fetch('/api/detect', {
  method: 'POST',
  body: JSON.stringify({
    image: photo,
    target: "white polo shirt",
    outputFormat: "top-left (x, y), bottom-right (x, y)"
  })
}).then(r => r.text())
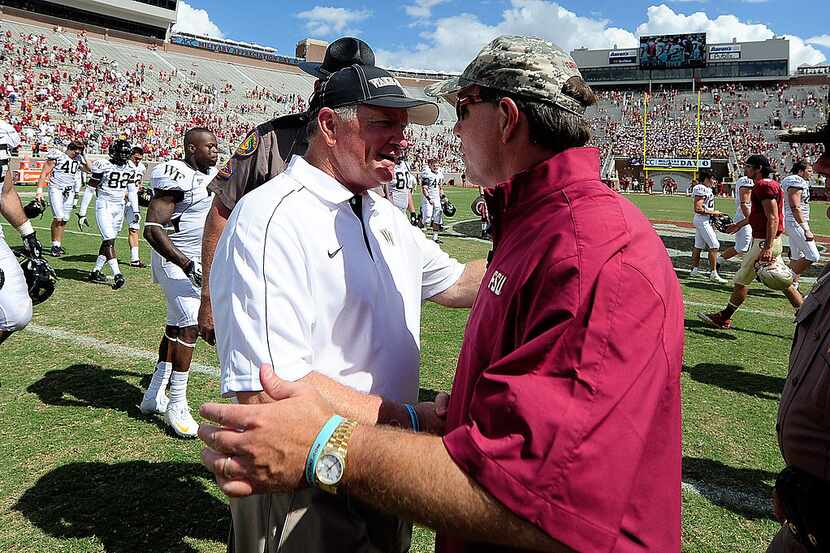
top-left (212, 155), bottom-right (464, 402)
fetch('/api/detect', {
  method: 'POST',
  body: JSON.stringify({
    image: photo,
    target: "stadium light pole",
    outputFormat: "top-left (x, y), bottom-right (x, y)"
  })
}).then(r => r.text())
top-left (695, 90), bottom-right (702, 182)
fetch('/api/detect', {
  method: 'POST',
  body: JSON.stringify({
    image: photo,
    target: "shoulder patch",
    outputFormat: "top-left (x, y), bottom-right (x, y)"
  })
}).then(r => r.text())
top-left (218, 158), bottom-right (233, 179)
top-left (235, 130), bottom-right (259, 158)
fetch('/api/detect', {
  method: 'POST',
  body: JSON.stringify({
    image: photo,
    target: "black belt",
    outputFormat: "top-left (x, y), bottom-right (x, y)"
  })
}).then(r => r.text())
top-left (776, 466), bottom-right (830, 552)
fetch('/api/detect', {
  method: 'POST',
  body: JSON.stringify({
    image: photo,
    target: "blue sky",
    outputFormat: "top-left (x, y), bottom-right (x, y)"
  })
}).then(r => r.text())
top-left (173, 0), bottom-right (830, 73)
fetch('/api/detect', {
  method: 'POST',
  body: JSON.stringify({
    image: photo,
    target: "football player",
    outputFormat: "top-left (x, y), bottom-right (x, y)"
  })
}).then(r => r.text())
top-left (139, 128), bottom-right (218, 438)
top-left (719, 173), bottom-right (754, 263)
top-left (782, 161), bottom-right (818, 287)
top-left (77, 139), bottom-right (140, 289)
top-left (689, 171), bottom-right (728, 284)
top-left (0, 119), bottom-right (42, 345)
top-left (125, 146), bottom-right (147, 267)
top-left (388, 144), bottom-right (416, 220)
top-left (420, 158), bottom-right (444, 243)
top-left (35, 140), bottom-right (88, 257)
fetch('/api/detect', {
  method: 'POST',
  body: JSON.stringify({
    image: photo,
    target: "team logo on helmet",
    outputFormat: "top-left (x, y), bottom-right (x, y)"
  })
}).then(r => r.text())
top-left (235, 130), bottom-right (259, 158)
top-left (441, 194), bottom-right (456, 217)
top-left (13, 252), bottom-right (57, 305)
top-left (755, 257), bottom-right (794, 291)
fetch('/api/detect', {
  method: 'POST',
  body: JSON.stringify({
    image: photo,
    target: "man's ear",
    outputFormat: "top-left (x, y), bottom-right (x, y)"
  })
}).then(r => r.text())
top-left (317, 108), bottom-right (339, 147)
top-left (498, 97), bottom-right (521, 145)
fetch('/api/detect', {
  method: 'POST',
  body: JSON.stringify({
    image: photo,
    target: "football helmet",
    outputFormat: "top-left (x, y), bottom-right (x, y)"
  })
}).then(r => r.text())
top-left (137, 187), bottom-right (153, 207)
top-left (108, 139), bottom-right (132, 165)
top-left (710, 214), bottom-right (734, 233)
top-left (471, 194), bottom-right (488, 218)
top-left (755, 257), bottom-right (794, 291)
top-left (18, 255), bottom-right (57, 305)
top-left (441, 194), bottom-right (456, 217)
top-left (23, 198), bottom-right (47, 219)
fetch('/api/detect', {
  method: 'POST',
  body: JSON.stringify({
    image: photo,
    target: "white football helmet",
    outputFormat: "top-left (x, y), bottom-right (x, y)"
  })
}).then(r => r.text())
top-left (755, 258), bottom-right (794, 291)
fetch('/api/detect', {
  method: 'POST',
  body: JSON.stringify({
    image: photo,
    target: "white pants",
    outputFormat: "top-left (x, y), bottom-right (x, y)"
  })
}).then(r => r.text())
top-left (96, 199), bottom-right (125, 241)
top-left (49, 185), bottom-right (75, 222)
top-left (0, 237), bottom-right (33, 332)
top-left (694, 219), bottom-right (719, 250)
top-left (151, 251), bottom-right (200, 327)
top-left (785, 222), bottom-right (820, 263)
top-left (733, 222), bottom-right (752, 253)
top-left (124, 203), bottom-right (140, 231)
top-left (420, 193), bottom-right (442, 226)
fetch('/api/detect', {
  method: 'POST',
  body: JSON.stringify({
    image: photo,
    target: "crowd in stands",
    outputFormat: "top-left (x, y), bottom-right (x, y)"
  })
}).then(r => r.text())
top-left (0, 24), bottom-right (825, 181)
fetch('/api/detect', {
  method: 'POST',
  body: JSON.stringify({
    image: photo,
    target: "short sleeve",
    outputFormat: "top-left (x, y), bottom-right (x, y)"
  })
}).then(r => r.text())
top-left (46, 149), bottom-right (61, 162)
top-left (407, 225), bottom-right (464, 300)
top-left (692, 184), bottom-right (706, 197)
top-left (150, 163), bottom-right (185, 191)
top-left (756, 181), bottom-right (778, 200)
top-left (442, 259), bottom-right (674, 552)
top-left (90, 159), bottom-right (106, 177)
top-left (208, 127), bottom-right (275, 211)
top-left (213, 197), bottom-right (315, 396)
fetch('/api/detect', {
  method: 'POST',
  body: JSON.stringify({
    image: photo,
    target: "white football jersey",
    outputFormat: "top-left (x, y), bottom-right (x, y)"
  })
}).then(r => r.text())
top-left (390, 160), bottom-right (413, 209)
top-left (733, 176), bottom-right (754, 222)
top-left (420, 167), bottom-right (441, 197)
top-left (91, 159), bottom-right (140, 204)
top-left (692, 183), bottom-right (714, 224)
top-left (129, 160), bottom-right (147, 187)
top-left (150, 160), bottom-right (218, 259)
top-left (47, 148), bottom-right (83, 189)
top-left (0, 122), bottom-right (21, 239)
top-left (781, 174), bottom-right (810, 222)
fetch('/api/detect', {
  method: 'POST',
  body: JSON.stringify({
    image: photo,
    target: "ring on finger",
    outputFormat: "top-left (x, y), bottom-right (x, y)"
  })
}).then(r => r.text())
top-left (223, 456), bottom-right (232, 479)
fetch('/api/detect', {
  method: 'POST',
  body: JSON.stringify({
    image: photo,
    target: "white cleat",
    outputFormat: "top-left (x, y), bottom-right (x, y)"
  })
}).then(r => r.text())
top-left (689, 267), bottom-right (703, 278)
top-left (139, 392), bottom-right (169, 415)
top-left (164, 402), bottom-right (199, 438)
top-left (709, 272), bottom-right (728, 284)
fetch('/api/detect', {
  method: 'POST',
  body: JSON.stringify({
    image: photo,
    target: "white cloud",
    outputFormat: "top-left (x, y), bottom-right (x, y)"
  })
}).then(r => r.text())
top-left (296, 6), bottom-right (372, 37)
top-left (405, 0), bottom-right (450, 20)
top-left (807, 35), bottom-right (830, 49)
top-left (377, 0), bottom-right (637, 73)
top-left (171, 1), bottom-right (224, 39)
top-left (636, 5), bottom-right (825, 72)
top-left (739, 0), bottom-right (769, 3)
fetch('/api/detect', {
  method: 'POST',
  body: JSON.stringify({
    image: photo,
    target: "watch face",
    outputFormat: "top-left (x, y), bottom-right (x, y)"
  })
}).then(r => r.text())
top-left (316, 453), bottom-right (344, 486)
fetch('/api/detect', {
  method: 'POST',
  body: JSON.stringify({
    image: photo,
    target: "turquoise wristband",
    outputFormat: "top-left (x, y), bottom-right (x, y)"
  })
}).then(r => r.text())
top-left (305, 415), bottom-right (344, 486)
top-left (404, 403), bottom-right (420, 433)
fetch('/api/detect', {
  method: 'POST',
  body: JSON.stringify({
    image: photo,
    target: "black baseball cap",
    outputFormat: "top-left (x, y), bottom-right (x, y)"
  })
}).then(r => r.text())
top-left (299, 37), bottom-right (375, 79)
top-left (314, 64), bottom-right (439, 126)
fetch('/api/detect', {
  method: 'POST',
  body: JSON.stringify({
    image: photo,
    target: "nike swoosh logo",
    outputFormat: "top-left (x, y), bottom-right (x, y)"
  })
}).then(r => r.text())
top-left (328, 246), bottom-right (343, 259)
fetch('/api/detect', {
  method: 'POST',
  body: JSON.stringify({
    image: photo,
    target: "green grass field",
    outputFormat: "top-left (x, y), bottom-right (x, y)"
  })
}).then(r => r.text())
top-left (0, 186), bottom-right (817, 552)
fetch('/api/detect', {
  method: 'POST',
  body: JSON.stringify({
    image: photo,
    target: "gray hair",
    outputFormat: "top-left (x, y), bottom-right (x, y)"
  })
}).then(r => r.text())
top-left (307, 105), bottom-right (359, 138)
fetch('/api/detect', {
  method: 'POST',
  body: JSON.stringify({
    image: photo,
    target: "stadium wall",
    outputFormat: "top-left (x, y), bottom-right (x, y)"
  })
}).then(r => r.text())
top-left (572, 38), bottom-right (789, 86)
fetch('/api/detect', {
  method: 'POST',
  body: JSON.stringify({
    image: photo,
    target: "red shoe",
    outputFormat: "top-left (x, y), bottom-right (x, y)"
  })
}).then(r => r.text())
top-left (697, 311), bottom-right (732, 329)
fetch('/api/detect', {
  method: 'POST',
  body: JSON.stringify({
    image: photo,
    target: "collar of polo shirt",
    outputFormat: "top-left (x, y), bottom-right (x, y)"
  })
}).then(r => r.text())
top-left (286, 155), bottom-right (362, 205)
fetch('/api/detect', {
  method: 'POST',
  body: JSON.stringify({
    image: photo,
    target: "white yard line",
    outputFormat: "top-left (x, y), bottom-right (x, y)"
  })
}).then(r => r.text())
top-left (24, 323), bottom-right (220, 377)
top-left (22, 323), bottom-right (773, 516)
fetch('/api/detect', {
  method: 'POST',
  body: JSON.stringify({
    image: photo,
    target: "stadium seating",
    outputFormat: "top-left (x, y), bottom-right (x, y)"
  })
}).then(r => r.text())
top-left (1, 15), bottom-right (826, 179)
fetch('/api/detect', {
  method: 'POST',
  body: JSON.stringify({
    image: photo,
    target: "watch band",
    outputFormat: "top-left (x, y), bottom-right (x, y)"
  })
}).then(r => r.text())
top-left (317, 418), bottom-right (358, 494)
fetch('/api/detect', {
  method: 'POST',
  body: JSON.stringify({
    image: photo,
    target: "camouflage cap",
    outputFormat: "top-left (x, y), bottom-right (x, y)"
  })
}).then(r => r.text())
top-left (424, 35), bottom-right (586, 116)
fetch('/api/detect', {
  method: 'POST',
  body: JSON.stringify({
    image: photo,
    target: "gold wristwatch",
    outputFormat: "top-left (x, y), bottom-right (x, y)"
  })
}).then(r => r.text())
top-left (314, 418), bottom-right (358, 494)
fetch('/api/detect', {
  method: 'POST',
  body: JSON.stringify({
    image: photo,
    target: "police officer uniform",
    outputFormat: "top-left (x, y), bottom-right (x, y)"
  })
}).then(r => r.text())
top-left (768, 120), bottom-right (830, 553)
